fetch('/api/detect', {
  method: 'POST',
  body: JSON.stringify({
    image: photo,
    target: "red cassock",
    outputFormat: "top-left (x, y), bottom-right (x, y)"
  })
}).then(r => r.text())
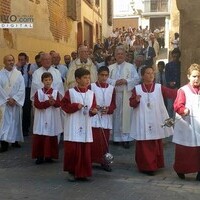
top-left (63, 141), bottom-right (92, 178)
top-left (91, 128), bottom-right (110, 164)
top-left (32, 134), bottom-right (58, 159)
top-left (173, 85), bottom-right (200, 173)
top-left (89, 82), bottom-right (116, 164)
top-left (130, 83), bottom-right (177, 172)
top-left (89, 82), bottom-right (116, 165)
top-left (135, 140), bottom-right (164, 171)
top-left (174, 145), bottom-right (200, 173)
top-left (32, 88), bottom-right (60, 159)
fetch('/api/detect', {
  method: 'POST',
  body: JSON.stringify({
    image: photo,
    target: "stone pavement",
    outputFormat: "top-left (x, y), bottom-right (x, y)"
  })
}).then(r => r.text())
top-left (0, 136), bottom-right (200, 200)
top-left (1, 49), bottom-right (199, 200)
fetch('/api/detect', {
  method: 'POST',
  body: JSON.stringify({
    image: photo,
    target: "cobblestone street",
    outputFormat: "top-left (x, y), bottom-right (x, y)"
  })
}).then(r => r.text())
top-left (1, 49), bottom-right (199, 200)
top-left (0, 136), bottom-right (200, 200)
top-left (0, 0), bottom-right (200, 199)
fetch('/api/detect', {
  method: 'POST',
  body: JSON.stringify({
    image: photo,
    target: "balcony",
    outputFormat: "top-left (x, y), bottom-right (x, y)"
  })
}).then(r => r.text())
top-left (143, 0), bottom-right (169, 13)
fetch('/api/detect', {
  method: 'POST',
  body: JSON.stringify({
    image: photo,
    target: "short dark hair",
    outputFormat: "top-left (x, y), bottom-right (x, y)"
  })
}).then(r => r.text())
top-left (41, 72), bottom-right (53, 81)
top-left (98, 66), bottom-right (109, 74)
top-left (71, 51), bottom-right (77, 55)
top-left (18, 52), bottom-right (28, 59)
top-left (75, 68), bottom-right (90, 79)
top-left (35, 54), bottom-right (40, 60)
top-left (157, 61), bottom-right (165, 67)
top-left (174, 32), bottom-right (179, 37)
top-left (105, 55), bottom-right (115, 66)
top-left (171, 48), bottom-right (181, 57)
top-left (141, 66), bottom-right (153, 76)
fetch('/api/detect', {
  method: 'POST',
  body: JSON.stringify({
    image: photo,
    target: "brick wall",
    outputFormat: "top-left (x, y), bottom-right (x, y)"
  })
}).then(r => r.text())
top-left (0, 0), bottom-right (14, 49)
top-left (47, 0), bottom-right (72, 42)
top-left (0, 0), bottom-right (76, 65)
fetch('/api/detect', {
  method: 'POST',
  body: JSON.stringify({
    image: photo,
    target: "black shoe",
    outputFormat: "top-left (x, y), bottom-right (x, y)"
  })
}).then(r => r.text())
top-left (11, 142), bottom-right (21, 148)
top-left (0, 147), bottom-right (8, 153)
top-left (123, 142), bottom-right (130, 149)
top-left (0, 141), bottom-right (9, 153)
top-left (35, 157), bottom-right (44, 165)
top-left (77, 177), bottom-right (89, 181)
top-left (196, 172), bottom-right (200, 181)
top-left (76, 177), bottom-right (92, 182)
top-left (45, 158), bottom-right (54, 163)
top-left (101, 164), bottom-right (112, 172)
top-left (177, 173), bottom-right (185, 180)
top-left (141, 171), bottom-right (155, 176)
top-left (23, 132), bottom-right (29, 136)
top-left (112, 141), bottom-right (120, 145)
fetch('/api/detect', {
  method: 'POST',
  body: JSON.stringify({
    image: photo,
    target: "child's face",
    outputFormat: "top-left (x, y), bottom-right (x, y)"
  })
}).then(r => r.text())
top-left (98, 71), bottom-right (109, 83)
top-left (42, 77), bottom-right (53, 89)
top-left (142, 68), bottom-right (155, 83)
top-left (187, 70), bottom-right (200, 87)
top-left (76, 75), bottom-right (90, 87)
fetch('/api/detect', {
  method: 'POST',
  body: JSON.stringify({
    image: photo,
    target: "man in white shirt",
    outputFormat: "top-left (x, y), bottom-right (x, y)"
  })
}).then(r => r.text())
top-left (64, 55), bottom-right (71, 69)
top-left (133, 55), bottom-right (145, 81)
top-left (16, 52), bottom-right (36, 136)
top-left (31, 53), bottom-right (64, 100)
top-left (171, 32), bottom-right (179, 49)
top-left (149, 33), bottom-right (160, 71)
top-left (51, 52), bottom-right (68, 83)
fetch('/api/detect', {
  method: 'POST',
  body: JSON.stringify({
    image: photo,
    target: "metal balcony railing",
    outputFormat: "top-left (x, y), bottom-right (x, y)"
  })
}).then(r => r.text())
top-left (143, 0), bottom-right (169, 13)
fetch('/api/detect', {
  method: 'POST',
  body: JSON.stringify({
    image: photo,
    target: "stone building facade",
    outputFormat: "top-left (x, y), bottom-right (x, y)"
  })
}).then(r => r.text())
top-left (176, 0), bottom-right (200, 84)
top-left (169, 0), bottom-right (179, 50)
top-left (113, 0), bottom-right (172, 48)
top-left (0, 0), bottom-right (113, 66)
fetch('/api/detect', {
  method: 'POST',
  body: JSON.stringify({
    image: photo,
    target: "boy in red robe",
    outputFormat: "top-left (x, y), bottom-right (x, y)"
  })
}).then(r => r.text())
top-left (89, 66), bottom-right (116, 172)
top-left (32, 72), bottom-right (63, 164)
top-left (61, 68), bottom-right (97, 182)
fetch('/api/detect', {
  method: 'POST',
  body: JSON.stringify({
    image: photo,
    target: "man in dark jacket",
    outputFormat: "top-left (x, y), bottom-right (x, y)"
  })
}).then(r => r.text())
top-left (140, 40), bottom-right (156, 67)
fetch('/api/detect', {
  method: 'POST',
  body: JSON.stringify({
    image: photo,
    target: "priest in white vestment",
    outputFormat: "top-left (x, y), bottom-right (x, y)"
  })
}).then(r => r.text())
top-left (66, 45), bottom-right (97, 89)
top-left (108, 46), bottom-right (140, 148)
top-left (0, 55), bottom-right (25, 152)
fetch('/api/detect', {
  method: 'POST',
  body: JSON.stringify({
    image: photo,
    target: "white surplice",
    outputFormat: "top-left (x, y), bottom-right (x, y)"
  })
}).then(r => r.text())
top-left (0, 68), bottom-right (25, 143)
top-left (108, 62), bottom-right (140, 142)
top-left (63, 88), bottom-right (94, 142)
top-left (33, 89), bottom-right (63, 136)
top-left (90, 83), bottom-right (114, 129)
top-left (31, 66), bottom-right (64, 143)
top-left (130, 84), bottom-right (173, 140)
top-left (31, 66), bottom-right (64, 100)
top-left (173, 85), bottom-right (200, 147)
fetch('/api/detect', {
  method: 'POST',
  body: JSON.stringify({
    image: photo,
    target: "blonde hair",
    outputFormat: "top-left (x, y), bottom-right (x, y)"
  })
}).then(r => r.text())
top-left (187, 63), bottom-right (200, 75)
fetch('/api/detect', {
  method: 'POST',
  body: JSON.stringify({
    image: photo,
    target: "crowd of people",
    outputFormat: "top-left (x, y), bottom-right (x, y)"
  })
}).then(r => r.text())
top-left (1, 26), bottom-right (200, 183)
